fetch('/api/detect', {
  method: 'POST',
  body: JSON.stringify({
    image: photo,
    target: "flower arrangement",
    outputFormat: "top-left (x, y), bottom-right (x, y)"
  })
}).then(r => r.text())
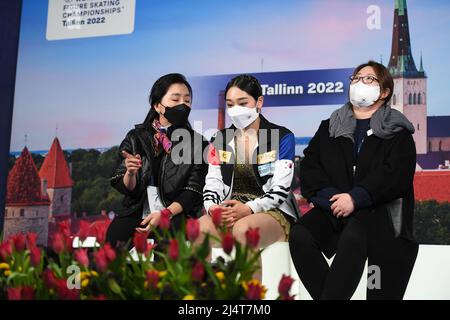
top-left (0, 208), bottom-right (295, 300)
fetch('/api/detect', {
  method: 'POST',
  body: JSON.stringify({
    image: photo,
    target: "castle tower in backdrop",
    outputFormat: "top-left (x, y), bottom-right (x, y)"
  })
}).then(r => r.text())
top-left (388, 0), bottom-right (427, 154)
top-left (39, 137), bottom-right (73, 216)
top-left (3, 147), bottom-right (50, 246)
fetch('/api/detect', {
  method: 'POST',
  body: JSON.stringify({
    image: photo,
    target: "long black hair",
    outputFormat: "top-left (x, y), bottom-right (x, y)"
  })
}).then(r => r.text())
top-left (224, 74), bottom-right (262, 101)
top-left (143, 73), bottom-right (193, 127)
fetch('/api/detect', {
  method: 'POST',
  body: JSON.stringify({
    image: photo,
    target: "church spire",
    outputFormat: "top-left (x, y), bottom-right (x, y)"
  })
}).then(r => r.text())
top-left (388, 0), bottom-right (425, 78)
top-left (395, 0), bottom-right (406, 16)
top-left (419, 51), bottom-right (424, 72)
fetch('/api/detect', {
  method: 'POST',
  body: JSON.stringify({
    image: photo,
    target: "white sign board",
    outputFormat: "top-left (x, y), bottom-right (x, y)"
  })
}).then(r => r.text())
top-left (46, 0), bottom-right (135, 40)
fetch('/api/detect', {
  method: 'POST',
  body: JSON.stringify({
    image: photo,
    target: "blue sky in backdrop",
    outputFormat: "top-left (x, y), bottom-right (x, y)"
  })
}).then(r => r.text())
top-left (10, 0), bottom-right (450, 153)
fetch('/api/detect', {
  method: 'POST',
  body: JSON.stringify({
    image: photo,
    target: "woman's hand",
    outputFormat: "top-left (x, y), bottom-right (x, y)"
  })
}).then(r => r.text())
top-left (221, 200), bottom-right (253, 227)
top-left (136, 211), bottom-right (161, 234)
top-left (121, 151), bottom-right (141, 191)
top-left (122, 150), bottom-right (142, 176)
top-left (208, 205), bottom-right (234, 227)
top-left (330, 193), bottom-right (355, 218)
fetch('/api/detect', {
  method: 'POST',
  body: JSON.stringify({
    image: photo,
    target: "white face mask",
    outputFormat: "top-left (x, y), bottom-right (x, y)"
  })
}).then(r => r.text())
top-left (349, 81), bottom-right (381, 108)
top-left (226, 105), bottom-right (259, 129)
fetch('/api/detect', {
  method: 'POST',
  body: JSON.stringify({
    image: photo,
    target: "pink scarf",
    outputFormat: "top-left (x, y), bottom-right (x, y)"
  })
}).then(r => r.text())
top-left (152, 119), bottom-right (172, 153)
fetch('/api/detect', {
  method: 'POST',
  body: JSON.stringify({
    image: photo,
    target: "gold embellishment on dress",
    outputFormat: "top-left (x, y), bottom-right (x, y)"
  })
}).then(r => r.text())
top-left (232, 141), bottom-right (290, 240)
top-left (233, 164), bottom-right (264, 196)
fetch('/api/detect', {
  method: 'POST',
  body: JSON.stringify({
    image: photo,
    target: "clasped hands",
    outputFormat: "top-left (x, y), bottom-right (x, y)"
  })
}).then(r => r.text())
top-left (329, 193), bottom-right (355, 218)
top-left (209, 200), bottom-right (253, 228)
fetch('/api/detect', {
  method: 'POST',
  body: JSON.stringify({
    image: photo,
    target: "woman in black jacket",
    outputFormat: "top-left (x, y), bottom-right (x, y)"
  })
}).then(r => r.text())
top-left (106, 73), bottom-right (208, 248)
top-left (289, 61), bottom-right (419, 300)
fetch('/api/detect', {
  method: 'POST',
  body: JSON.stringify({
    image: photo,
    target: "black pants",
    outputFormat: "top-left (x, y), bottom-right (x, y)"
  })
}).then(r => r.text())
top-left (106, 211), bottom-right (187, 249)
top-left (289, 207), bottom-right (418, 300)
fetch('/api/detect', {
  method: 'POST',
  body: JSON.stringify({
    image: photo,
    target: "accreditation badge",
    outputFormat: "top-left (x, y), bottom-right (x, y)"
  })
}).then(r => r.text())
top-left (219, 150), bottom-right (232, 163)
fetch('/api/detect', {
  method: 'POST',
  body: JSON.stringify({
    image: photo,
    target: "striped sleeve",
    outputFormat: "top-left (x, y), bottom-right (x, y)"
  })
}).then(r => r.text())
top-left (203, 143), bottom-right (225, 214)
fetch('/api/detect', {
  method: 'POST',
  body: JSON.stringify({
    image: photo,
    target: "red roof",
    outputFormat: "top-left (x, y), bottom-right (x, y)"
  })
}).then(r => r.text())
top-left (6, 147), bottom-right (50, 206)
top-left (414, 171), bottom-right (450, 203)
top-left (39, 137), bottom-right (73, 188)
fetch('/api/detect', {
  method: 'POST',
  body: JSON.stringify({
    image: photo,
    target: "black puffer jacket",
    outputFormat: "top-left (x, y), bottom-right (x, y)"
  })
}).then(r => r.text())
top-left (110, 122), bottom-right (208, 218)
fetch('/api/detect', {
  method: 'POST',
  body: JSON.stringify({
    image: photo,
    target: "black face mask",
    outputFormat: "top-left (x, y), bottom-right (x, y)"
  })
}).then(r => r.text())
top-left (162, 103), bottom-right (191, 127)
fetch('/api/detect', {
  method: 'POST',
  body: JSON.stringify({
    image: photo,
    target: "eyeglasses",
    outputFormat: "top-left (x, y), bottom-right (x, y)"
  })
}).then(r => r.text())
top-left (349, 75), bottom-right (379, 85)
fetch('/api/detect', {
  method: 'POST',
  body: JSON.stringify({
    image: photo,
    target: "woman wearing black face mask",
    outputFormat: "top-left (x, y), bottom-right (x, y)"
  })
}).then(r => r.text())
top-left (106, 73), bottom-right (208, 248)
